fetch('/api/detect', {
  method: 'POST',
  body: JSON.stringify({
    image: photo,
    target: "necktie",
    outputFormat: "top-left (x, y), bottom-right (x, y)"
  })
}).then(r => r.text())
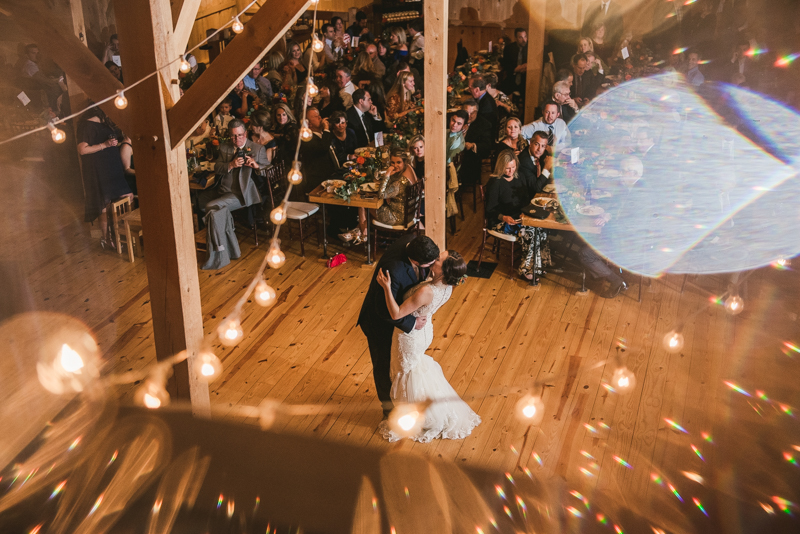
top-left (547, 125), bottom-right (554, 146)
top-left (361, 112), bottom-right (371, 142)
top-left (602, 2), bottom-right (609, 15)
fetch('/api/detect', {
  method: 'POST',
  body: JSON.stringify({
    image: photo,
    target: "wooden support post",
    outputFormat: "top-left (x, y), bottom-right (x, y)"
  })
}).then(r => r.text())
top-left (524, 0), bottom-right (547, 124)
top-left (114, 0), bottom-right (210, 416)
top-left (67, 0), bottom-right (89, 117)
top-left (423, 0), bottom-right (448, 251)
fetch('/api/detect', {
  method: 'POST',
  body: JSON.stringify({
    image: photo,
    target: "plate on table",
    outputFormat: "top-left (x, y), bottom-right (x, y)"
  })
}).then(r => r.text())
top-left (321, 179), bottom-right (346, 193)
top-left (359, 182), bottom-right (379, 192)
top-left (532, 197), bottom-right (556, 208)
top-left (343, 161), bottom-right (357, 169)
top-left (577, 205), bottom-right (605, 216)
top-left (542, 183), bottom-right (568, 194)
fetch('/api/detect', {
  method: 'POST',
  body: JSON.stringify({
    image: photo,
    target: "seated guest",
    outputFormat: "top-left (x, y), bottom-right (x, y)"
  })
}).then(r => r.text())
top-left (485, 149), bottom-right (548, 280)
top-left (270, 103), bottom-right (298, 164)
top-left (331, 16), bottom-right (351, 48)
top-left (484, 72), bottom-right (517, 139)
top-left (366, 81), bottom-right (388, 124)
top-left (578, 37), bottom-right (594, 55)
top-left (105, 60), bottom-right (122, 83)
top-left (376, 39), bottom-right (392, 72)
top-left (213, 99), bottom-right (235, 132)
top-left (345, 149), bottom-right (419, 243)
top-left (521, 101), bottom-right (571, 150)
top-left (353, 51), bottom-right (378, 78)
top-left (366, 44), bottom-right (386, 76)
top-left (552, 80), bottom-right (578, 123)
top-left (407, 20), bottom-right (425, 59)
top-left (20, 44), bottom-right (65, 112)
top-left (686, 50), bottom-right (704, 87)
top-left (386, 72), bottom-right (421, 124)
top-left (518, 130), bottom-right (551, 195)
top-left (346, 11), bottom-right (374, 43)
top-left (243, 63), bottom-right (273, 102)
top-left (284, 41), bottom-right (308, 85)
top-left (468, 75), bottom-right (499, 140)
top-left (556, 68), bottom-right (573, 87)
top-left (585, 51), bottom-right (607, 78)
top-left (329, 110), bottom-right (358, 166)
top-left (447, 110), bottom-right (468, 164)
top-left (200, 119), bottom-right (268, 270)
top-left (102, 34), bottom-right (120, 65)
top-left (347, 89), bottom-right (385, 148)
top-left (298, 106), bottom-right (335, 196)
top-left (495, 117), bottom-right (528, 158)
top-left (335, 66), bottom-right (356, 108)
top-left (590, 23), bottom-right (612, 63)
top-left (500, 28), bottom-right (528, 96)
top-left (248, 110), bottom-right (277, 162)
top-left (264, 51), bottom-right (285, 94)
top-left (186, 119), bottom-right (212, 151)
top-left (410, 135), bottom-right (425, 178)
top-left (388, 26), bottom-right (409, 63)
top-left (228, 79), bottom-right (255, 118)
top-left (322, 23), bottom-right (342, 62)
top-left (318, 79), bottom-right (346, 119)
top-left (458, 99), bottom-right (493, 187)
top-left (570, 54), bottom-right (596, 107)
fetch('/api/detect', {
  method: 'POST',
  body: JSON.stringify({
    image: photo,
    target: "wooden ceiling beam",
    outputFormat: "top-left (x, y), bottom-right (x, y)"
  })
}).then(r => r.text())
top-left (173, 0), bottom-right (203, 56)
top-left (166, 0), bottom-right (309, 149)
top-left (4, 0), bottom-right (129, 132)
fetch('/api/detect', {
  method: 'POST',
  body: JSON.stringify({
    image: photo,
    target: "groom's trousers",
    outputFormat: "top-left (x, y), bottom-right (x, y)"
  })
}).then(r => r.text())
top-left (360, 322), bottom-right (394, 414)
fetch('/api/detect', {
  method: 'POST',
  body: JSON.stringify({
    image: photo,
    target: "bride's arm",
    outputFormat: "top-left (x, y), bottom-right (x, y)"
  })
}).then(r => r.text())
top-left (377, 269), bottom-right (433, 320)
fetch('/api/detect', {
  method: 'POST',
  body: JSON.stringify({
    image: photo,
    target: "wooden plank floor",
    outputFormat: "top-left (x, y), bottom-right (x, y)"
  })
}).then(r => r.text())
top-left (5, 146), bottom-right (800, 517)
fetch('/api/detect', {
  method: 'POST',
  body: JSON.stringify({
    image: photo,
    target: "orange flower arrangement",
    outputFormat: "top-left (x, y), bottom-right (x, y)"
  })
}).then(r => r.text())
top-left (356, 156), bottom-right (366, 164)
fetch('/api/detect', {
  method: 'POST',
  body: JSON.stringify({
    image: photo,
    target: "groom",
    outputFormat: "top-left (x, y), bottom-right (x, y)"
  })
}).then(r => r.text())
top-left (358, 234), bottom-right (441, 417)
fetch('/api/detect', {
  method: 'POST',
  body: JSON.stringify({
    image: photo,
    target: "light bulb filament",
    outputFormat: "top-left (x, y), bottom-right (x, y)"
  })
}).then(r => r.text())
top-left (59, 344), bottom-right (84, 373)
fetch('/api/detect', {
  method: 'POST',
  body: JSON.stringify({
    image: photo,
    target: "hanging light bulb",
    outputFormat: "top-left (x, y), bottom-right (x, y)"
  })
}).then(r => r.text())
top-left (254, 280), bottom-right (277, 307)
top-left (300, 120), bottom-right (313, 142)
top-left (515, 393), bottom-right (545, 424)
top-left (309, 0), bottom-right (319, 4)
top-left (193, 350), bottom-right (223, 382)
top-left (267, 242), bottom-right (286, 269)
top-left (312, 35), bottom-right (324, 53)
top-left (270, 204), bottom-right (287, 225)
top-left (136, 379), bottom-right (170, 409)
top-left (114, 90), bottom-right (128, 109)
top-left (35, 316), bottom-right (100, 395)
top-left (179, 55), bottom-right (191, 73)
top-left (47, 122), bottom-right (66, 144)
top-left (663, 330), bottom-right (684, 353)
top-left (307, 79), bottom-right (319, 97)
top-left (387, 403), bottom-right (426, 437)
top-left (287, 161), bottom-right (303, 185)
top-left (611, 366), bottom-right (636, 394)
top-left (217, 317), bottom-right (244, 347)
top-left (232, 16), bottom-right (244, 34)
top-left (724, 294), bottom-right (744, 315)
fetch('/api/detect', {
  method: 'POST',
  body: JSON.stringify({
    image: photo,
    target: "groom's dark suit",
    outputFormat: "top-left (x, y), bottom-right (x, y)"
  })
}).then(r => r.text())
top-left (358, 234), bottom-right (428, 412)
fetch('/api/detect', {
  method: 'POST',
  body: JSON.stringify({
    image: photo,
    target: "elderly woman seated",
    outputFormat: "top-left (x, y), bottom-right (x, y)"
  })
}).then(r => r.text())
top-left (339, 149), bottom-right (419, 245)
top-left (484, 149), bottom-right (548, 280)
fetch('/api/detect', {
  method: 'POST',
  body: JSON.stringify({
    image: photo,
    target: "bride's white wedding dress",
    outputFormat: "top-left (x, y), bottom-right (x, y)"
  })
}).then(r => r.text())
top-left (380, 280), bottom-right (481, 442)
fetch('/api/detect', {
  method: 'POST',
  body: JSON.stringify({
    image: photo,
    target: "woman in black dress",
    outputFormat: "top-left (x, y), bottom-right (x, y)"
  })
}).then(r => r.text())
top-left (269, 103), bottom-right (298, 165)
top-left (328, 111), bottom-right (357, 166)
top-left (77, 107), bottom-right (132, 249)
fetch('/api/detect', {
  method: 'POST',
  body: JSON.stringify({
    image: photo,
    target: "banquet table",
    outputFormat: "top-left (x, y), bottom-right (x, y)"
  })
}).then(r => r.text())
top-left (520, 192), bottom-right (600, 288)
top-left (307, 185), bottom-right (384, 265)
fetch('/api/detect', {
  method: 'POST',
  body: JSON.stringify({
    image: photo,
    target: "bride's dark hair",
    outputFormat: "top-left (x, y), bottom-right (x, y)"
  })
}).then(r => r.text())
top-left (442, 250), bottom-right (467, 286)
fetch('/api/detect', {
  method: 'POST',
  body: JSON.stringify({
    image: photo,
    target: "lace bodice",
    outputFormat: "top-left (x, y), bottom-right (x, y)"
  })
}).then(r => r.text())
top-left (406, 280), bottom-right (452, 319)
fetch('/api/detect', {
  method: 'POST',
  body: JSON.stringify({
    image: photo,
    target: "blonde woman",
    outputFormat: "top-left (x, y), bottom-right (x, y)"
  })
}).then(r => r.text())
top-left (578, 37), bottom-right (594, 54)
top-left (388, 26), bottom-right (409, 62)
top-left (484, 149), bottom-right (549, 280)
top-left (352, 50), bottom-right (377, 77)
top-left (494, 117), bottom-right (528, 158)
top-left (264, 51), bottom-right (285, 94)
top-left (386, 71), bottom-right (421, 123)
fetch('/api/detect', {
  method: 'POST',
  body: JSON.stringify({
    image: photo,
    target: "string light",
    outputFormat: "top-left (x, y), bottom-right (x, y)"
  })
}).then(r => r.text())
top-left (724, 294), bottom-right (744, 315)
top-left (135, 379), bottom-right (170, 409)
top-left (266, 242), bottom-right (286, 269)
top-left (270, 204), bottom-right (287, 225)
top-left (299, 120), bottom-right (313, 141)
top-left (287, 161), bottom-right (303, 185)
top-left (179, 55), bottom-right (191, 73)
top-left (193, 350), bottom-right (223, 382)
top-left (663, 330), bottom-right (684, 353)
top-left (217, 318), bottom-right (244, 346)
top-left (612, 366), bottom-right (636, 394)
top-left (312, 35), bottom-right (324, 53)
top-left (114, 90), bottom-right (128, 110)
top-left (232, 16), bottom-right (244, 34)
top-left (307, 79), bottom-right (319, 97)
top-left (254, 280), bottom-right (277, 307)
top-left (47, 122), bottom-right (66, 144)
top-left (515, 394), bottom-right (545, 424)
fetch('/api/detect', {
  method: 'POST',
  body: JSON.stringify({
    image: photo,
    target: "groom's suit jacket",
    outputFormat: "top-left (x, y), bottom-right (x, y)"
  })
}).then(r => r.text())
top-left (358, 233), bottom-right (425, 335)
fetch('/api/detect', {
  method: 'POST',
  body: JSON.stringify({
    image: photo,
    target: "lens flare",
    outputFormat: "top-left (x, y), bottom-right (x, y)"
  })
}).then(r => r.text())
top-left (494, 485), bottom-right (506, 500)
top-left (651, 473), bottom-right (663, 485)
top-left (505, 472), bottom-right (514, 484)
top-left (509, 444), bottom-right (518, 455)
top-left (614, 525), bottom-right (624, 534)
top-left (702, 432), bottom-right (713, 443)
top-left (693, 497), bottom-right (709, 517)
top-left (597, 513), bottom-right (607, 524)
top-left (760, 502), bottom-right (775, 514)
top-left (691, 444), bottom-right (705, 461)
top-left (566, 506), bottom-right (583, 518)
top-left (612, 455), bottom-right (632, 469)
top-left (90, 494), bottom-right (104, 515)
top-left (668, 483), bottom-right (683, 502)
top-left (673, 47), bottom-right (688, 55)
top-left (504, 505), bottom-right (512, 518)
top-left (217, 494), bottom-right (223, 509)
top-left (523, 466), bottom-right (532, 478)
top-left (664, 418), bottom-right (689, 434)
top-left (599, 422), bottom-right (610, 430)
top-left (783, 342), bottom-right (800, 355)
top-left (532, 452), bottom-right (543, 466)
top-left (580, 467), bottom-right (594, 477)
top-left (783, 452), bottom-right (797, 466)
top-left (515, 495), bottom-right (527, 520)
top-left (724, 381), bottom-right (752, 397)
top-left (682, 471), bottom-right (705, 484)
top-left (772, 496), bottom-right (795, 514)
top-left (68, 437), bottom-right (81, 451)
top-left (580, 450), bottom-right (595, 460)
top-left (49, 480), bottom-right (66, 500)
top-left (775, 53), bottom-right (800, 67)
top-left (584, 423), bottom-right (597, 433)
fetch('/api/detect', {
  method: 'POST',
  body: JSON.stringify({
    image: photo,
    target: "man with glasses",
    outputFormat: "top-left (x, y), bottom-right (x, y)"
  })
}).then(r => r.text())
top-left (552, 80), bottom-right (578, 123)
top-left (199, 119), bottom-right (269, 270)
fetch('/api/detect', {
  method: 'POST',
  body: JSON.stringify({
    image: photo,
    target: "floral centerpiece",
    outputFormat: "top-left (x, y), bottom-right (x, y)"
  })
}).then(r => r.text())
top-left (447, 51), bottom-right (502, 108)
top-left (333, 147), bottom-right (389, 201)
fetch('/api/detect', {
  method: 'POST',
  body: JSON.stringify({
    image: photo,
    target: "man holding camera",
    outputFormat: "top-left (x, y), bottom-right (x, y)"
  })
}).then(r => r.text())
top-left (199, 119), bottom-right (269, 270)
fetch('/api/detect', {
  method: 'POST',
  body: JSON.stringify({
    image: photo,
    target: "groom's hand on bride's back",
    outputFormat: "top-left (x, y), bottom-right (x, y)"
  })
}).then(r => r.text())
top-left (414, 316), bottom-right (427, 329)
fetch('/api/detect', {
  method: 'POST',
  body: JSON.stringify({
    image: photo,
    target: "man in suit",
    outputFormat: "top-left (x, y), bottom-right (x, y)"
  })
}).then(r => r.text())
top-left (459, 99), bottom-right (493, 187)
top-left (582, 0), bottom-right (624, 48)
top-left (552, 80), bottom-right (578, 123)
top-left (500, 28), bottom-right (528, 96)
top-left (468, 75), bottom-right (499, 140)
top-left (298, 106), bottom-right (336, 196)
top-left (518, 130), bottom-right (551, 195)
top-left (346, 88), bottom-right (385, 148)
top-left (520, 101), bottom-right (572, 151)
top-left (200, 119), bottom-right (269, 270)
top-left (358, 234), bottom-right (441, 416)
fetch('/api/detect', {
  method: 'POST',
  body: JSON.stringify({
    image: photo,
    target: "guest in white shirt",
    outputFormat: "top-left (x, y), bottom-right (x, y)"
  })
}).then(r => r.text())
top-left (407, 20), bottom-right (425, 59)
top-left (336, 66), bottom-right (356, 109)
top-left (520, 102), bottom-right (571, 151)
top-left (686, 51), bottom-right (705, 87)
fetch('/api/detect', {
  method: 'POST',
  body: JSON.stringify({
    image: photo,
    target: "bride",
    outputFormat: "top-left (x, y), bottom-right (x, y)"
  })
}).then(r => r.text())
top-left (376, 250), bottom-right (481, 442)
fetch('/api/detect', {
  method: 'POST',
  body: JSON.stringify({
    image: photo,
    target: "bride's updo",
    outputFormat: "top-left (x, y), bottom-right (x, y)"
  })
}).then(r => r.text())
top-left (442, 250), bottom-right (468, 286)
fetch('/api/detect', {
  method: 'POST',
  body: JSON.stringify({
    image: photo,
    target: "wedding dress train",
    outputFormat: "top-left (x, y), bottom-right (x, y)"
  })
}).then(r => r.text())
top-left (380, 280), bottom-right (481, 442)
